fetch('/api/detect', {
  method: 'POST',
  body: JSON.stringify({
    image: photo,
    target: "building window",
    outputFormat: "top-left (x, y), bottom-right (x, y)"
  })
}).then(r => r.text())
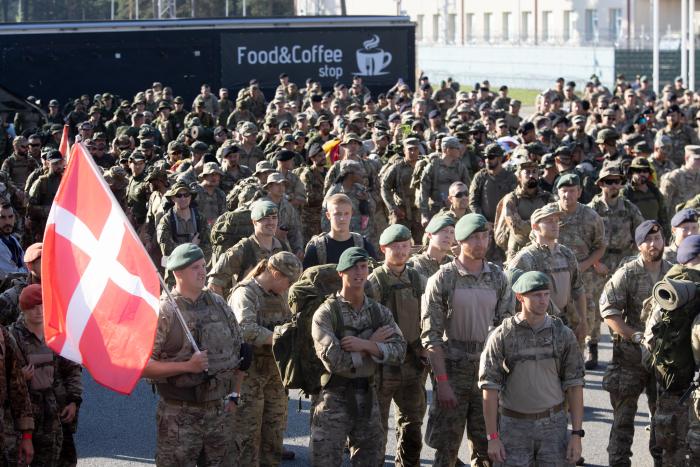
top-left (585, 9), bottom-right (598, 42)
top-left (484, 12), bottom-right (492, 42)
top-left (466, 13), bottom-right (474, 42)
top-left (609, 8), bottom-right (622, 41)
top-left (563, 10), bottom-right (573, 42)
top-left (433, 14), bottom-right (440, 42)
top-left (521, 11), bottom-right (531, 41)
top-left (416, 14), bottom-right (424, 41)
top-left (502, 12), bottom-right (511, 41)
top-left (447, 13), bottom-right (456, 44)
top-left (542, 10), bottom-right (552, 42)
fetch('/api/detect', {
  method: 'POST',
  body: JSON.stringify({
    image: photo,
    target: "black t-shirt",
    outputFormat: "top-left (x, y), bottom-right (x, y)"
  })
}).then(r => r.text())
top-left (302, 235), bottom-right (378, 269)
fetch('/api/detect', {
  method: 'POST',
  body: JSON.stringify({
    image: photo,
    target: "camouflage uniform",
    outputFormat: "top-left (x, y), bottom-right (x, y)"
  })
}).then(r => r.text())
top-left (2, 154), bottom-right (40, 194)
top-left (310, 293), bottom-right (406, 466)
top-left (298, 165), bottom-right (327, 243)
top-left (229, 278), bottom-right (291, 466)
top-left (552, 202), bottom-right (606, 345)
top-left (600, 256), bottom-right (672, 467)
top-left (28, 172), bottom-right (61, 242)
top-left (367, 265), bottom-right (427, 467)
top-left (648, 156), bottom-right (677, 181)
top-left (380, 159), bottom-right (422, 241)
top-left (125, 172), bottom-right (150, 229)
top-left (660, 166), bottom-right (700, 216)
top-left (657, 125), bottom-right (699, 166)
top-left (688, 308), bottom-right (700, 463)
top-left (496, 187), bottom-right (554, 261)
top-left (280, 169), bottom-right (306, 208)
top-left (259, 195), bottom-right (304, 254)
top-left (208, 235), bottom-right (286, 299)
top-left (220, 165), bottom-right (253, 194)
top-left (151, 289), bottom-right (242, 466)
top-left (239, 145), bottom-right (265, 170)
top-left (421, 259), bottom-right (513, 467)
top-left (8, 315), bottom-right (82, 467)
top-left (468, 169), bottom-right (517, 222)
top-left (196, 186), bottom-right (227, 228)
top-left (156, 208), bottom-right (212, 268)
top-left (508, 240), bottom-right (584, 327)
top-left (587, 194), bottom-right (645, 348)
top-left (407, 252), bottom-right (452, 281)
top-left (478, 314), bottom-right (585, 466)
top-left (418, 157), bottom-right (472, 219)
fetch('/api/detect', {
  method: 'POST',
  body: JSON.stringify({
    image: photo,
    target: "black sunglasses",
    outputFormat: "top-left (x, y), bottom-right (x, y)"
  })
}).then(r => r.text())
top-left (602, 178), bottom-right (622, 185)
top-left (174, 192), bottom-right (191, 199)
top-left (453, 191), bottom-right (468, 198)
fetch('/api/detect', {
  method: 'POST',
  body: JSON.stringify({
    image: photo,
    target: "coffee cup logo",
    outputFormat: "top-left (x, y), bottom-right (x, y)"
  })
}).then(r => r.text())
top-left (355, 35), bottom-right (392, 76)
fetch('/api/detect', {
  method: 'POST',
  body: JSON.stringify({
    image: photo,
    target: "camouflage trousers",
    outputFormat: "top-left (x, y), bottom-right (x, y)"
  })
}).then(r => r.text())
top-left (496, 409), bottom-right (569, 467)
top-left (582, 270), bottom-right (601, 345)
top-left (425, 358), bottom-right (490, 467)
top-left (310, 385), bottom-right (383, 466)
top-left (155, 398), bottom-right (234, 467)
top-left (234, 354), bottom-right (288, 467)
top-left (302, 206), bottom-right (322, 245)
top-left (687, 394), bottom-right (700, 462)
top-left (370, 205), bottom-right (389, 250)
top-left (5, 395), bottom-right (63, 467)
top-left (655, 389), bottom-right (692, 466)
top-left (376, 363), bottom-right (428, 466)
top-left (602, 341), bottom-right (658, 467)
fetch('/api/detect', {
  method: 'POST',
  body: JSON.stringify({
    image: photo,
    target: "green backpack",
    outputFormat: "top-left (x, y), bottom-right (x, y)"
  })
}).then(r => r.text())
top-left (272, 264), bottom-right (344, 395)
top-left (650, 272), bottom-right (700, 392)
top-left (210, 208), bottom-right (254, 264)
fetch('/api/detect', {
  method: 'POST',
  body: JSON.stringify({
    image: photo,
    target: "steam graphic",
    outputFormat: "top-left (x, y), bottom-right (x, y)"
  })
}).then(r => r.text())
top-left (355, 35), bottom-right (392, 76)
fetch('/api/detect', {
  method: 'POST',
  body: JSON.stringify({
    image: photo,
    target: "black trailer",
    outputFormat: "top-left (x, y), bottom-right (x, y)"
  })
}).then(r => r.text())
top-left (0, 16), bottom-right (415, 104)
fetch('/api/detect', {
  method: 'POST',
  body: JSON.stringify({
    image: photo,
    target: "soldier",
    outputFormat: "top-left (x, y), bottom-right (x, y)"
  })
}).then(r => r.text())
top-left (508, 204), bottom-right (587, 336)
top-left (0, 202), bottom-right (27, 281)
top-left (648, 134), bottom-right (677, 180)
top-left (196, 162), bottom-right (227, 228)
top-left (298, 143), bottom-right (327, 243)
top-left (600, 220), bottom-right (672, 467)
top-left (259, 172), bottom-right (304, 257)
top-left (238, 122), bottom-right (265, 169)
top-left (660, 145), bottom-right (700, 217)
top-left (229, 251), bottom-right (302, 465)
top-left (142, 243), bottom-right (244, 466)
top-left (687, 237), bottom-right (700, 462)
top-left (28, 151), bottom-right (64, 242)
top-left (0, 243), bottom-right (41, 326)
top-left (434, 181), bottom-right (470, 222)
top-left (408, 214), bottom-right (455, 280)
top-left (494, 159), bottom-right (554, 261)
top-left (381, 137), bottom-right (423, 241)
top-left (8, 285), bottom-right (82, 467)
top-left (421, 213), bottom-right (513, 467)
top-left (586, 165), bottom-right (645, 368)
top-left (549, 174), bottom-right (606, 348)
top-left (141, 170), bottom-right (170, 265)
top-left (310, 247), bottom-right (406, 466)
top-left (218, 144), bottom-right (253, 193)
top-left (208, 200), bottom-right (287, 298)
top-left (622, 157), bottom-right (669, 235)
top-left (124, 151), bottom-right (150, 230)
top-left (479, 271), bottom-right (585, 466)
top-left (323, 160), bottom-right (373, 240)
top-left (664, 208), bottom-right (699, 263)
top-left (366, 224), bottom-right (427, 467)
top-left (303, 193), bottom-right (376, 269)
top-left (274, 149), bottom-right (305, 209)
top-left (656, 103), bottom-right (699, 166)
top-left (418, 136), bottom-right (472, 224)
top-left (3, 136), bottom-right (40, 192)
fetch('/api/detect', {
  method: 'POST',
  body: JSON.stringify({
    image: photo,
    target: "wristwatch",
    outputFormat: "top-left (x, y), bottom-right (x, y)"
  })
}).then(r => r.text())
top-left (631, 332), bottom-right (644, 345)
top-left (571, 429), bottom-right (585, 438)
top-left (226, 392), bottom-right (240, 405)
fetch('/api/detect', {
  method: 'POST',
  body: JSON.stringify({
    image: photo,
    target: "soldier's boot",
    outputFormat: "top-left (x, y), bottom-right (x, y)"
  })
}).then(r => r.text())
top-left (584, 343), bottom-right (598, 370)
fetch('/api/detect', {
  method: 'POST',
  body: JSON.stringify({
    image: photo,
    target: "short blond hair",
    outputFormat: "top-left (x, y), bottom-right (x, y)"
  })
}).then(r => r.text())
top-left (326, 193), bottom-right (353, 209)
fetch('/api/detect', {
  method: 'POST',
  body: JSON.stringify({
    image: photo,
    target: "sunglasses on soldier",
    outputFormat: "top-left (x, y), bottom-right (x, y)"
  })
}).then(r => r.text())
top-left (453, 191), bottom-right (468, 198)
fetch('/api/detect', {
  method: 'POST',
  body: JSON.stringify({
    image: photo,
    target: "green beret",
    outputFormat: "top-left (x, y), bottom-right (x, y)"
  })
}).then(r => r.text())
top-left (555, 173), bottom-right (581, 189)
top-left (512, 271), bottom-right (551, 294)
top-left (166, 243), bottom-right (204, 271)
top-left (250, 200), bottom-right (278, 221)
top-left (425, 214), bottom-right (456, 234)
top-left (455, 213), bottom-right (488, 241)
top-left (336, 247), bottom-right (370, 272)
top-left (379, 224), bottom-right (412, 246)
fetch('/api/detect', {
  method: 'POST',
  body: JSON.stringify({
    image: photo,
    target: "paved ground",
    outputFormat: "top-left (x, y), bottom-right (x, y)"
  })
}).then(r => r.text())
top-left (76, 327), bottom-right (656, 466)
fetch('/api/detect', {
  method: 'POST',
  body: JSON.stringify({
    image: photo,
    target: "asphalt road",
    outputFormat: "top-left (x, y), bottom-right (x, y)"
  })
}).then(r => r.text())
top-left (76, 327), bottom-right (656, 466)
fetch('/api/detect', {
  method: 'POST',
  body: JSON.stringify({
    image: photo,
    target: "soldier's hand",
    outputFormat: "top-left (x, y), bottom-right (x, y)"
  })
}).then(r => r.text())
top-left (18, 437), bottom-right (33, 466)
top-left (574, 321), bottom-right (588, 343)
top-left (487, 438), bottom-right (507, 464)
top-left (369, 325), bottom-right (394, 343)
top-left (21, 364), bottom-right (34, 382)
top-left (592, 261), bottom-right (609, 275)
top-left (340, 336), bottom-right (370, 353)
top-left (566, 434), bottom-right (582, 464)
top-left (60, 402), bottom-right (77, 423)
top-left (189, 351), bottom-right (209, 373)
top-left (224, 400), bottom-right (238, 413)
top-left (435, 380), bottom-right (458, 409)
top-left (421, 214), bottom-right (430, 227)
top-left (192, 233), bottom-right (200, 246)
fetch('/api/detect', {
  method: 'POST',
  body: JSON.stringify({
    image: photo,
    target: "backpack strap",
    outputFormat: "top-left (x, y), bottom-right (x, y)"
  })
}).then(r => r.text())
top-left (351, 232), bottom-right (364, 249)
top-left (240, 237), bottom-right (258, 278)
top-left (440, 264), bottom-right (457, 321)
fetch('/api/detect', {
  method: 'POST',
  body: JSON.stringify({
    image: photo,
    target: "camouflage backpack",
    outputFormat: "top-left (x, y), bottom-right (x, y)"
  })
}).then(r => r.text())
top-left (210, 208), bottom-right (254, 264)
top-left (226, 176), bottom-right (263, 211)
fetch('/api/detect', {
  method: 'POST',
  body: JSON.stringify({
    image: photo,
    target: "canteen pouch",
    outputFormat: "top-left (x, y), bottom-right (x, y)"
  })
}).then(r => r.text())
top-left (28, 352), bottom-right (54, 391)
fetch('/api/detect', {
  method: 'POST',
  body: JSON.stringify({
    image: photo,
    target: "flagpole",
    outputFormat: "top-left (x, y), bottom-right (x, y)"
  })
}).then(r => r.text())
top-left (157, 274), bottom-right (201, 354)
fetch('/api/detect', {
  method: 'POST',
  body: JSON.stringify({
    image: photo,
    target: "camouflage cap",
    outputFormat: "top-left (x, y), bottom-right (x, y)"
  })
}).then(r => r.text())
top-left (484, 143), bottom-right (504, 158)
top-left (455, 213), bottom-right (488, 241)
top-left (425, 214), bottom-right (456, 234)
top-left (268, 251), bottom-right (303, 282)
top-left (264, 172), bottom-right (287, 186)
top-left (250, 200), bottom-right (279, 221)
top-left (629, 156), bottom-right (652, 170)
top-left (595, 128), bottom-right (620, 144)
top-left (48, 99), bottom-right (59, 107)
top-left (145, 169), bottom-right (170, 185)
top-left (596, 165), bottom-right (625, 183)
top-left (240, 122), bottom-right (258, 135)
top-left (571, 115), bottom-right (586, 125)
top-left (24, 243), bottom-right (42, 264)
top-left (655, 134), bottom-right (673, 148)
top-left (49, 124), bottom-right (63, 135)
top-left (199, 162), bottom-right (224, 179)
top-left (340, 133), bottom-right (362, 145)
top-left (336, 247), bottom-right (370, 272)
top-left (173, 96), bottom-right (184, 104)
top-left (555, 173), bottom-right (580, 189)
top-left (164, 181), bottom-right (196, 199)
top-left (166, 243), bottom-right (205, 271)
top-left (441, 136), bottom-right (461, 149)
top-left (157, 100), bottom-right (172, 110)
top-left (530, 204), bottom-right (562, 224)
top-left (512, 271), bottom-right (551, 294)
top-left (191, 141), bottom-right (208, 152)
top-left (403, 137), bottom-right (421, 147)
top-left (379, 224), bottom-right (413, 246)
top-left (254, 160), bottom-right (275, 175)
top-left (540, 153), bottom-right (556, 168)
top-left (128, 151), bottom-right (146, 162)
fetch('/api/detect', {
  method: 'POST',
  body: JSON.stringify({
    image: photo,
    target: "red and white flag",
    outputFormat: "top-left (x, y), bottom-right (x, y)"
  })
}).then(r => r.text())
top-left (58, 124), bottom-right (71, 158)
top-left (43, 143), bottom-right (160, 394)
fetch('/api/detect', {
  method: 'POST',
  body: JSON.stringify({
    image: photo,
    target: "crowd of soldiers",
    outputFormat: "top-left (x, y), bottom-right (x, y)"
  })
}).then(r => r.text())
top-left (2, 71), bottom-right (700, 466)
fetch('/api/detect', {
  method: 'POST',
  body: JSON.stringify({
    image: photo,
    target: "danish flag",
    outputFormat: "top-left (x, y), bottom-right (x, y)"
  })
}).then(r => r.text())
top-left (43, 143), bottom-right (160, 394)
top-left (58, 124), bottom-right (70, 158)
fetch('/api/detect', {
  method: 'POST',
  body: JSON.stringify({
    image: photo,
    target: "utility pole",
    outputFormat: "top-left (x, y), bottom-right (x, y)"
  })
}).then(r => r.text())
top-left (683, 0), bottom-right (688, 85)
top-left (652, 0), bottom-right (659, 96)
top-left (690, 0), bottom-right (696, 90)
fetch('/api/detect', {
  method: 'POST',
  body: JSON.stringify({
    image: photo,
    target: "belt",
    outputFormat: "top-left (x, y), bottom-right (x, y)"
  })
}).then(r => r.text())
top-left (163, 398), bottom-right (223, 408)
top-left (607, 248), bottom-right (624, 255)
top-left (500, 402), bottom-right (565, 420)
top-left (324, 376), bottom-right (370, 391)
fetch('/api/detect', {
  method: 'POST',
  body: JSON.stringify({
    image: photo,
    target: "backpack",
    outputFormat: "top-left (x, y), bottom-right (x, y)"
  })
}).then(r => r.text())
top-left (272, 264), bottom-right (381, 395)
top-left (649, 274), bottom-right (700, 392)
top-left (210, 208), bottom-right (254, 264)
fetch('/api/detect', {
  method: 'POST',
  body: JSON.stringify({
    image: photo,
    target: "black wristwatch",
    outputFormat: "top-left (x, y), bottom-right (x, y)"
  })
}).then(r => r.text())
top-left (571, 429), bottom-right (585, 438)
